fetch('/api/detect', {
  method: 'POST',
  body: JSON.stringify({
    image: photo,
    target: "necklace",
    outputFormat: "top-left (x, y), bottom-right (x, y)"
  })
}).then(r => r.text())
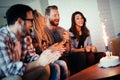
top-left (78, 31), bottom-right (82, 36)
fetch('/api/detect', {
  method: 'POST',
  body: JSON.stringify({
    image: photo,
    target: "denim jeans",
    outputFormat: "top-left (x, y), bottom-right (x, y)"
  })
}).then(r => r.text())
top-left (23, 66), bottom-right (49, 80)
top-left (49, 60), bottom-right (68, 80)
top-left (1, 75), bottom-right (23, 80)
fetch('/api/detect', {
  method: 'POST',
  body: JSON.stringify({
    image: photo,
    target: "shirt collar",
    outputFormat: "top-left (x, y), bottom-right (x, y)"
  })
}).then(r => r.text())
top-left (6, 25), bottom-right (18, 42)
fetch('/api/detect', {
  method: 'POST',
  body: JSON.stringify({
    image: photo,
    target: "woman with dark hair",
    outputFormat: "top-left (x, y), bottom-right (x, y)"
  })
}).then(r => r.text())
top-left (69, 11), bottom-right (97, 52)
top-left (69, 11), bottom-right (97, 75)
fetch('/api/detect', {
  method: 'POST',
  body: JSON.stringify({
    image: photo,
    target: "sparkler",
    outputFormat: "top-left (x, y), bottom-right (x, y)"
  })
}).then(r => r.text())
top-left (101, 22), bottom-right (111, 57)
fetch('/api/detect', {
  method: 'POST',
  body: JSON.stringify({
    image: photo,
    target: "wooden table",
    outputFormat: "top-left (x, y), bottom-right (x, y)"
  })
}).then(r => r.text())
top-left (67, 63), bottom-right (120, 80)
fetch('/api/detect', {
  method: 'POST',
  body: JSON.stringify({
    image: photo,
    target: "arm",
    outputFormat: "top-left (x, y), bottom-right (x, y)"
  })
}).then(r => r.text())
top-left (25, 42), bottom-right (66, 71)
top-left (0, 36), bottom-right (25, 76)
top-left (84, 35), bottom-right (92, 47)
top-left (84, 35), bottom-right (97, 52)
top-left (62, 31), bottom-right (71, 53)
top-left (71, 48), bottom-right (85, 53)
top-left (57, 27), bottom-right (71, 53)
top-left (64, 41), bottom-right (70, 53)
top-left (70, 32), bottom-right (85, 53)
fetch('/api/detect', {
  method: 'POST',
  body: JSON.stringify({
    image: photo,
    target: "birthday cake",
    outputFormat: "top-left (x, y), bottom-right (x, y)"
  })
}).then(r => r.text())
top-left (99, 56), bottom-right (120, 68)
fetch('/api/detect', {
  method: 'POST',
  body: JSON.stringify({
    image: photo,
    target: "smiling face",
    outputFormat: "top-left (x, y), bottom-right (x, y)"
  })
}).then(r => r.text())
top-left (18, 11), bottom-right (34, 36)
top-left (75, 14), bottom-right (84, 27)
top-left (49, 9), bottom-right (60, 26)
top-left (74, 14), bottom-right (85, 32)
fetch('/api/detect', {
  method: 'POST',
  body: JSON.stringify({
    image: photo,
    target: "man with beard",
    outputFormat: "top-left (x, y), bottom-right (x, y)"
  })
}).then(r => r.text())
top-left (0, 4), bottom-right (66, 80)
top-left (44, 5), bottom-right (70, 80)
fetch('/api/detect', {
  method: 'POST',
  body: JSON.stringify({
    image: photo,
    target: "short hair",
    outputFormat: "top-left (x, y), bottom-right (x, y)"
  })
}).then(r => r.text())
top-left (6, 4), bottom-right (33, 25)
top-left (45, 5), bottom-right (58, 15)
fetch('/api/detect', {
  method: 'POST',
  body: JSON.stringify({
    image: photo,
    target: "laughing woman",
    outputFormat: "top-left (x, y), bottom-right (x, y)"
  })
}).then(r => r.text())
top-left (69, 11), bottom-right (97, 53)
top-left (69, 11), bottom-right (97, 75)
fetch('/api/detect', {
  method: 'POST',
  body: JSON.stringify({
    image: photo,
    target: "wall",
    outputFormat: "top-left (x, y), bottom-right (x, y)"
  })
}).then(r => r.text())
top-left (110, 0), bottom-right (120, 38)
top-left (0, 0), bottom-right (43, 27)
top-left (40, 0), bottom-right (49, 15)
top-left (27, 0), bottom-right (42, 13)
top-left (0, 17), bottom-right (7, 27)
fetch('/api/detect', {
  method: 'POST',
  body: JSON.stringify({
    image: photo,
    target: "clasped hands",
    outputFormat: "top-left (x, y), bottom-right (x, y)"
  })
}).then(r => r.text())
top-left (84, 46), bottom-right (97, 52)
top-left (38, 42), bottom-right (66, 66)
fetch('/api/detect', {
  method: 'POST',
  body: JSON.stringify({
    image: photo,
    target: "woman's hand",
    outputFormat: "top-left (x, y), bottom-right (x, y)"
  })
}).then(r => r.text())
top-left (48, 42), bottom-right (66, 55)
top-left (85, 46), bottom-right (91, 52)
top-left (85, 46), bottom-right (97, 52)
top-left (38, 42), bottom-right (66, 66)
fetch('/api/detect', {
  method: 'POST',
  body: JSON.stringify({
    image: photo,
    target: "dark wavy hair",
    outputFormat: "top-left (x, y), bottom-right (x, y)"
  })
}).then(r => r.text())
top-left (69, 11), bottom-right (89, 38)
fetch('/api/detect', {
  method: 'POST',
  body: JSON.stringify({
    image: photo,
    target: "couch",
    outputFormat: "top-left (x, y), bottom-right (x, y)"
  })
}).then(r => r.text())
top-left (109, 37), bottom-right (120, 57)
top-left (68, 52), bottom-right (106, 75)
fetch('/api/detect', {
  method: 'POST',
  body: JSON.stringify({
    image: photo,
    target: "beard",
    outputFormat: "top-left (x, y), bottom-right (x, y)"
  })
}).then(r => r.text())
top-left (19, 26), bottom-right (26, 37)
top-left (19, 22), bottom-right (29, 37)
top-left (49, 19), bottom-right (59, 26)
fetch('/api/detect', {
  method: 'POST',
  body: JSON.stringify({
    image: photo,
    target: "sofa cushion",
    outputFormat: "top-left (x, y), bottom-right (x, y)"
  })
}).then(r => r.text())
top-left (109, 38), bottom-right (120, 57)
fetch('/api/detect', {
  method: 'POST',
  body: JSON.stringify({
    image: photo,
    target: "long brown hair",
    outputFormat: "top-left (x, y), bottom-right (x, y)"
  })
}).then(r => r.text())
top-left (33, 10), bottom-right (49, 48)
top-left (69, 11), bottom-right (89, 38)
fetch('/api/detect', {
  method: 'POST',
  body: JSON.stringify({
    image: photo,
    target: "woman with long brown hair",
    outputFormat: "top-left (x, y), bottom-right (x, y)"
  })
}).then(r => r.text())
top-left (69, 11), bottom-right (97, 52)
top-left (69, 11), bottom-right (97, 75)
top-left (32, 10), bottom-right (68, 80)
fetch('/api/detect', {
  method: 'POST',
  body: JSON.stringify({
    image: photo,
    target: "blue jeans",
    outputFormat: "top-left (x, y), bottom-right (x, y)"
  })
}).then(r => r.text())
top-left (1, 75), bottom-right (22, 80)
top-left (49, 60), bottom-right (68, 80)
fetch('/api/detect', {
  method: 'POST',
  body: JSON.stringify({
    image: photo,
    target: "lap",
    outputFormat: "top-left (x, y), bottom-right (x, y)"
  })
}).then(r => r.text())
top-left (23, 66), bottom-right (49, 80)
